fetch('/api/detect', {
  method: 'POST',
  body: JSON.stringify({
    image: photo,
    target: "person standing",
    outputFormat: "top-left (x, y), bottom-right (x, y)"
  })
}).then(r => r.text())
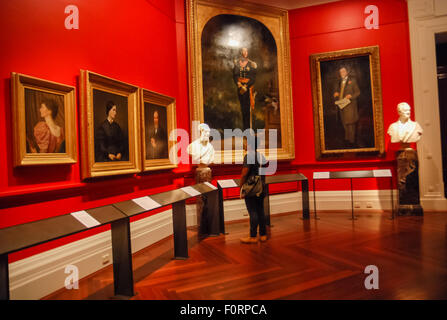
top-left (239, 136), bottom-right (267, 244)
top-left (233, 47), bottom-right (257, 131)
top-left (333, 67), bottom-right (361, 147)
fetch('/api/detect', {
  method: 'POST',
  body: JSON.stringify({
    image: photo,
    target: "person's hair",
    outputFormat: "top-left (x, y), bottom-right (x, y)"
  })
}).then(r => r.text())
top-left (242, 133), bottom-right (256, 151)
top-left (339, 66), bottom-right (349, 73)
top-left (41, 98), bottom-right (59, 119)
top-left (106, 101), bottom-right (116, 116)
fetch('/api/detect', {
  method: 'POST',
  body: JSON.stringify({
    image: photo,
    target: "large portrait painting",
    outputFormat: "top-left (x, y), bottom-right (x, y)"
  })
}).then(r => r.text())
top-left (310, 46), bottom-right (385, 159)
top-left (140, 88), bottom-right (177, 171)
top-left (187, 0), bottom-right (295, 163)
top-left (11, 73), bottom-right (77, 167)
top-left (80, 70), bottom-right (141, 179)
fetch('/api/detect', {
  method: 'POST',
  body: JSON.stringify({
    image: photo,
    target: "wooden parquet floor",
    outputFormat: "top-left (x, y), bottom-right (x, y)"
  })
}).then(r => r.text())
top-left (43, 211), bottom-right (447, 300)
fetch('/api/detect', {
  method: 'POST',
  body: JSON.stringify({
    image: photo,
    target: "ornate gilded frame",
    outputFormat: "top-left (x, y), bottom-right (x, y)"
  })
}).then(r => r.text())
top-left (11, 72), bottom-right (77, 167)
top-left (140, 88), bottom-right (177, 171)
top-left (310, 46), bottom-right (385, 159)
top-left (80, 70), bottom-right (141, 179)
top-left (186, 0), bottom-right (295, 163)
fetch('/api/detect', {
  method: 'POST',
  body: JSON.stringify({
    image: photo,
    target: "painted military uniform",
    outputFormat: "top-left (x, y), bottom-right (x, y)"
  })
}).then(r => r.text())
top-left (233, 58), bottom-right (257, 130)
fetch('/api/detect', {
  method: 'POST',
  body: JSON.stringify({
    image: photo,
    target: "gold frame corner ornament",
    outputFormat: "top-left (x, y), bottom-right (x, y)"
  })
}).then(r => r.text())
top-left (186, 0), bottom-right (295, 164)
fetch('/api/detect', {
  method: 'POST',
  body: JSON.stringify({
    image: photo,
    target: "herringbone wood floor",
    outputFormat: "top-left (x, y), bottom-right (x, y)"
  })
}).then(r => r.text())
top-left (44, 211), bottom-right (447, 300)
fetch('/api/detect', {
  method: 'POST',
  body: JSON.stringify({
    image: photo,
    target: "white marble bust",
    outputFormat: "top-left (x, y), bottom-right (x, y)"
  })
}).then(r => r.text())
top-left (387, 102), bottom-right (423, 144)
top-left (187, 123), bottom-right (215, 166)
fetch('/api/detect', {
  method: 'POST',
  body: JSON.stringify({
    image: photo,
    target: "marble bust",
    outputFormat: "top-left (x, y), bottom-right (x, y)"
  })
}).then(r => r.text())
top-left (187, 123), bottom-right (216, 237)
top-left (387, 102), bottom-right (423, 144)
top-left (187, 123), bottom-right (215, 166)
top-left (387, 102), bottom-right (424, 216)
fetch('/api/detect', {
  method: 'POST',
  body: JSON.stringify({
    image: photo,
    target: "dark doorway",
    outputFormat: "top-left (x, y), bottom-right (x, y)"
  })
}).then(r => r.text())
top-left (435, 33), bottom-right (447, 198)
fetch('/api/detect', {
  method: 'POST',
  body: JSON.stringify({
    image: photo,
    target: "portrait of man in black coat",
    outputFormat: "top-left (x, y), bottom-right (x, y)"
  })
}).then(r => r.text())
top-left (146, 109), bottom-right (168, 159)
top-left (315, 51), bottom-right (378, 156)
top-left (333, 66), bottom-right (361, 147)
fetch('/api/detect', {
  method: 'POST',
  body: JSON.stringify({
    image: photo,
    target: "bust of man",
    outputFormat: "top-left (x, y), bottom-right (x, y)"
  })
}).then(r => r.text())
top-left (387, 102), bottom-right (423, 144)
top-left (187, 123), bottom-right (215, 166)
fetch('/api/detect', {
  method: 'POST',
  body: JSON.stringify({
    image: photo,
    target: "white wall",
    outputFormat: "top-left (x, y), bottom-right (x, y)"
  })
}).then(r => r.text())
top-left (407, 0), bottom-right (447, 210)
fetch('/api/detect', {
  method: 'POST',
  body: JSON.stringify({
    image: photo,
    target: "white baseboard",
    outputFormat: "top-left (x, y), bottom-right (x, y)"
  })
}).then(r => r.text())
top-left (9, 188), bottom-right (435, 300)
top-left (420, 196), bottom-right (447, 211)
top-left (217, 189), bottom-right (399, 217)
top-left (310, 189), bottom-right (397, 212)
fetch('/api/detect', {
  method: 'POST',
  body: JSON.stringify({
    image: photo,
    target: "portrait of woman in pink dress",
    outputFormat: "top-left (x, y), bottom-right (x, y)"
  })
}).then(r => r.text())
top-left (27, 98), bottom-right (65, 153)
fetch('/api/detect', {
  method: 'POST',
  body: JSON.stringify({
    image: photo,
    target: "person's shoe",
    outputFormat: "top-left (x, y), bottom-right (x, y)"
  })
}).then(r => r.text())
top-left (259, 235), bottom-right (268, 242)
top-left (240, 236), bottom-right (258, 244)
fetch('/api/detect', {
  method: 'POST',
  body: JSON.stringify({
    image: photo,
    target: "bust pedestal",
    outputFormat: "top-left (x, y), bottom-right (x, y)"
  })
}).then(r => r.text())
top-left (195, 165), bottom-right (213, 238)
top-left (396, 145), bottom-right (423, 216)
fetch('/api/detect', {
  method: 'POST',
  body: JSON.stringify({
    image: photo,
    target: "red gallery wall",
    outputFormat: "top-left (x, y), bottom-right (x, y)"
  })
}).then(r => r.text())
top-left (289, 0), bottom-right (413, 190)
top-left (0, 0), bottom-right (190, 262)
top-left (0, 0), bottom-right (413, 263)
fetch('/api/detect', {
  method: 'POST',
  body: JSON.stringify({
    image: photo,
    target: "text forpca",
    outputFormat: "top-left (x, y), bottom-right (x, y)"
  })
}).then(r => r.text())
top-left (179, 304), bottom-right (267, 317)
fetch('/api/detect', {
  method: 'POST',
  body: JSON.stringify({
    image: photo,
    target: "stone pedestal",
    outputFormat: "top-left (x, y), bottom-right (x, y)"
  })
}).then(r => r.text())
top-left (396, 148), bottom-right (423, 216)
top-left (195, 166), bottom-right (212, 238)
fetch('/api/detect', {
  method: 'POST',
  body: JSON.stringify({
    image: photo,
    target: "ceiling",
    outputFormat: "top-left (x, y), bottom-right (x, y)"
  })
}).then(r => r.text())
top-left (241, 0), bottom-right (342, 10)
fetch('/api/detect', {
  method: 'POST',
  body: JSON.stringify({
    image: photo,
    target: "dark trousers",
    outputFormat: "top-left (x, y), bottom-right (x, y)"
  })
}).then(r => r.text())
top-left (244, 195), bottom-right (266, 237)
top-left (343, 122), bottom-right (357, 144)
top-left (238, 91), bottom-right (251, 130)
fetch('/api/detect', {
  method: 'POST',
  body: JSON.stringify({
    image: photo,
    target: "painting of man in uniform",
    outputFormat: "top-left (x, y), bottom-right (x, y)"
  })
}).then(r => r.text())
top-left (144, 103), bottom-right (168, 159)
top-left (25, 88), bottom-right (66, 154)
top-left (93, 89), bottom-right (129, 162)
top-left (201, 14), bottom-right (281, 147)
top-left (320, 55), bottom-right (375, 151)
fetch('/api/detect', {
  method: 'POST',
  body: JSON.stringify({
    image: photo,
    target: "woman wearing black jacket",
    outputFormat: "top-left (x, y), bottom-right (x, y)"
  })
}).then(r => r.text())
top-left (239, 136), bottom-right (267, 244)
top-left (95, 101), bottom-right (127, 162)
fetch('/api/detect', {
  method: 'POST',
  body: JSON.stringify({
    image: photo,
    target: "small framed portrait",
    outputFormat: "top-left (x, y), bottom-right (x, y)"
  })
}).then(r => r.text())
top-left (11, 73), bottom-right (77, 167)
top-left (80, 70), bottom-right (141, 179)
top-left (310, 46), bottom-right (385, 159)
top-left (140, 88), bottom-right (177, 171)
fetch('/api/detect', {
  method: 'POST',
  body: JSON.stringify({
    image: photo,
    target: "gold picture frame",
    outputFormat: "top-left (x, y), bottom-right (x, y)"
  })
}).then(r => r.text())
top-left (140, 88), bottom-right (177, 171)
top-left (186, 0), bottom-right (295, 163)
top-left (11, 73), bottom-right (77, 167)
top-left (310, 46), bottom-right (385, 159)
top-left (80, 70), bottom-right (141, 179)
